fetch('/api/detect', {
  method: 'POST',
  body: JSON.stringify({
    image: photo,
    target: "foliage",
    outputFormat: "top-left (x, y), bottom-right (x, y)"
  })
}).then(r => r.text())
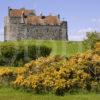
top-left (84, 32), bottom-right (99, 49)
top-left (0, 49), bottom-right (99, 95)
top-left (0, 40), bottom-right (87, 57)
top-left (0, 45), bottom-right (100, 95)
top-left (0, 68), bottom-right (15, 86)
top-left (12, 49), bottom-right (100, 95)
top-left (0, 42), bottom-right (51, 67)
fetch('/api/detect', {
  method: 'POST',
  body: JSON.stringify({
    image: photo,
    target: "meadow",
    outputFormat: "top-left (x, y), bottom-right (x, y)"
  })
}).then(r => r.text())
top-left (0, 40), bottom-right (99, 99)
top-left (0, 40), bottom-right (87, 57)
top-left (0, 87), bottom-right (100, 100)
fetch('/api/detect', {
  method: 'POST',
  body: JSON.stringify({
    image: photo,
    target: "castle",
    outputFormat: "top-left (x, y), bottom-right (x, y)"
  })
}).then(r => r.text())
top-left (4, 7), bottom-right (68, 41)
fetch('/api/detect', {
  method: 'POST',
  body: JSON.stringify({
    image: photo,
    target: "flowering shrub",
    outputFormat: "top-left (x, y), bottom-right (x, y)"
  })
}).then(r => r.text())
top-left (0, 68), bottom-right (15, 86)
top-left (0, 49), bottom-right (100, 95)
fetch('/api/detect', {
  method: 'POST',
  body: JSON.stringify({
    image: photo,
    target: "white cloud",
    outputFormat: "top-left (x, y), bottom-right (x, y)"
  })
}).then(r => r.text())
top-left (77, 27), bottom-right (93, 33)
top-left (69, 28), bottom-right (89, 41)
top-left (91, 18), bottom-right (100, 23)
top-left (69, 35), bottom-right (85, 41)
top-left (71, 27), bottom-right (94, 41)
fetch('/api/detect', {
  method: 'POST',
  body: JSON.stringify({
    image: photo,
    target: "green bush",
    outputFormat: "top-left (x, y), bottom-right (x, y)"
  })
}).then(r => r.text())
top-left (0, 43), bottom-right (52, 67)
top-left (84, 32), bottom-right (99, 50)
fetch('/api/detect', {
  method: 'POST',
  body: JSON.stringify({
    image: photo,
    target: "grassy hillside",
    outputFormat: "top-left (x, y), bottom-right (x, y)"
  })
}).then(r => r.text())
top-left (0, 87), bottom-right (99, 100)
top-left (0, 40), bottom-right (87, 57)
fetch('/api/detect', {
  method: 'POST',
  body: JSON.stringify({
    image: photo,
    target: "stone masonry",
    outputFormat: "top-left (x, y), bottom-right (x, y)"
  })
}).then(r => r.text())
top-left (4, 7), bottom-right (68, 41)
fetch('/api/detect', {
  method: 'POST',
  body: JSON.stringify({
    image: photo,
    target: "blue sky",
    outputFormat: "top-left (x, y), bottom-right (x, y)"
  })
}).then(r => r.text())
top-left (0, 0), bottom-right (100, 41)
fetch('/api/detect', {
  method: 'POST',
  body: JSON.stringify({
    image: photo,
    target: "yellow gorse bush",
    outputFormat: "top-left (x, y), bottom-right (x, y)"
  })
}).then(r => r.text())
top-left (13, 75), bottom-right (25, 86)
top-left (0, 49), bottom-right (100, 95)
top-left (0, 68), bottom-right (13, 77)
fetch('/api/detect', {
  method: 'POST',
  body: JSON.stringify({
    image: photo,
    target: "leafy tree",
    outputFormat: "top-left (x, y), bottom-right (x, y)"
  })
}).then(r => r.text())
top-left (83, 32), bottom-right (99, 50)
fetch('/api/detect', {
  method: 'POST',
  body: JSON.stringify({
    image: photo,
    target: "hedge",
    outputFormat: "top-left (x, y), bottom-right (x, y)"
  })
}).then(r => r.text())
top-left (0, 43), bottom-right (52, 67)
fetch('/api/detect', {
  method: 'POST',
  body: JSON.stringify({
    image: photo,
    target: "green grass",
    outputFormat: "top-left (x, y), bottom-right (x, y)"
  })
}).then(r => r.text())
top-left (0, 40), bottom-right (87, 57)
top-left (0, 87), bottom-right (99, 100)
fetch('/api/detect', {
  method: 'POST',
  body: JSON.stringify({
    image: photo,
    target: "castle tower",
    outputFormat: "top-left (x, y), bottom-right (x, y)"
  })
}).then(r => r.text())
top-left (4, 8), bottom-right (68, 41)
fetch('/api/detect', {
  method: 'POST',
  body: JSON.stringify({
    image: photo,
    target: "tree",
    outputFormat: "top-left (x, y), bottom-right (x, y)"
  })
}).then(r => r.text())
top-left (84, 32), bottom-right (99, 50)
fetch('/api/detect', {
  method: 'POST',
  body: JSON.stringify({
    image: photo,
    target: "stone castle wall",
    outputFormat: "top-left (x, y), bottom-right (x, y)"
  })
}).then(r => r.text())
top-left (4, 16), bottom-right (68, 41)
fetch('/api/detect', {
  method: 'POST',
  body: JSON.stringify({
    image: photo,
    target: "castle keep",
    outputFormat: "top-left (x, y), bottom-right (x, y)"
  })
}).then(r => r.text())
top-left (4, 8), bottom-right (68, 41)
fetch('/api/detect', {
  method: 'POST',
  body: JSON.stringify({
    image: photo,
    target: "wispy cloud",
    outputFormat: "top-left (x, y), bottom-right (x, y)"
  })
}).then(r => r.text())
top-left (69, 27), bottom-right (94, 41)
top-left (69, 35), bottom-right (85, 41)
top-left (91, 18), bottom-right (100, 23)
top-left (77, 27), bottom-right (93, 33)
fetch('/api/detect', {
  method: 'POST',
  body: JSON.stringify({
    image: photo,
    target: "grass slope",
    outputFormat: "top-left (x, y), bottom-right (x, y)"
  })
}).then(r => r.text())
top-left (0, 87), bottom-right (99, 100)
top-left (0, 40), bottom-right (87, 57)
